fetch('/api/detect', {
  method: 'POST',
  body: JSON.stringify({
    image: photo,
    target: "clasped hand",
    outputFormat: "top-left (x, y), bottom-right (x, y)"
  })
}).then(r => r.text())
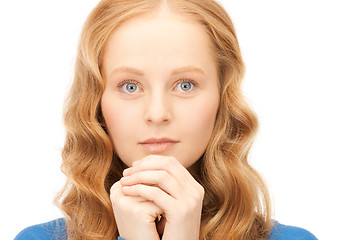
top-left (110, 155), bottom-right (205, 240)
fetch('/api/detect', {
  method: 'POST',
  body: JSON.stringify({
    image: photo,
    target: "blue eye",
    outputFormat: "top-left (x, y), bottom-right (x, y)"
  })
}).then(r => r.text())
top-left (175, 80), bottom-right (197, 92)
top-left (119, 81), bottom-right (141, 94)
top-left (180, 82), bottom-right (192, 91)
top-left (125, 83), bottom-right (137, 92)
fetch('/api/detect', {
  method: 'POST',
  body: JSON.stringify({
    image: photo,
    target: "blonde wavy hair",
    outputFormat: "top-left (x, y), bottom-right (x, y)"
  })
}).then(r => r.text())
top-left (56, 0), bottom-right (273, 239)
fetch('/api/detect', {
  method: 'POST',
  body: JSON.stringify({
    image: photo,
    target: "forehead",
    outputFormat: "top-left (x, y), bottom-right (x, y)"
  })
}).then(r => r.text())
top-left (102, 11), bottom-right (216, 78)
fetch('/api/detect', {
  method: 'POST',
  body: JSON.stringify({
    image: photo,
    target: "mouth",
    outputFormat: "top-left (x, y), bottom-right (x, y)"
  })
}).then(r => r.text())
top-left (139, 138), bottom-right (179, 153)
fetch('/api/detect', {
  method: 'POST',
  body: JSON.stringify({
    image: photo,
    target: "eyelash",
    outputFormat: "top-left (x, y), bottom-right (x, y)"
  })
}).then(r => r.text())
top-left (117, 79), bottom-right (198, 93)
top-left (118, 80), bottom-right (141, 93)
top-left (174, 79), bottom-right (198, 91)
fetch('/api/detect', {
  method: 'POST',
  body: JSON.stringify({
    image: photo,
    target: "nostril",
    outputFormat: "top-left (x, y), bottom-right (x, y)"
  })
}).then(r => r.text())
top-left (144, 95), bottom-right (172, 124)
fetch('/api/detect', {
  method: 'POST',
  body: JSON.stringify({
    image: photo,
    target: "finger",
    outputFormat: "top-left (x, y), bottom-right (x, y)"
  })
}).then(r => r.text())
top-left (110, 180), bottom-right (148, 202)
top-left (120, 170), bottom-right (184, 199)
top-left (117, 196), bottom-right (164, 220)
top-left (139, 200), bottom-right (165, 222)
top-left (112, 195), bottom-right (164, 240)
top-left (130, 155), bottom-right (195, 185)
top-left (122, 167), bottom-right (132, 177)
top-left (133, 155), bottom-right (204, 197)
top-left (130, 155), bottom-right (205, 201)
top-left (122, 184), bottom-right (175, 212)
top-left (110, 180), bottom-right (125, 198)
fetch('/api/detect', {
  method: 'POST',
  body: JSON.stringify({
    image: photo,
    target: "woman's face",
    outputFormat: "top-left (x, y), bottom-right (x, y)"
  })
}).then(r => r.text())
top-left (101, 11), bottom-right (220, 169)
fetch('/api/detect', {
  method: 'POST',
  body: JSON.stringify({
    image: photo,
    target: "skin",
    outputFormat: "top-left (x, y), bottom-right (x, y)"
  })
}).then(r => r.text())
top-left (101, 9), bottom-right (220, 240)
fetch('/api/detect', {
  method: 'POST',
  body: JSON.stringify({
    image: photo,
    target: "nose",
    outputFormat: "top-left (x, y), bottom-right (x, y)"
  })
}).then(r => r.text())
top-left (144, 93), bottom-right (171, 124)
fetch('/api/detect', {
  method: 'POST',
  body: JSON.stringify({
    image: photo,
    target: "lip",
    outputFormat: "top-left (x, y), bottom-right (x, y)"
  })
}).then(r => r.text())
top-left (139, 138), bottom-right (179, 153)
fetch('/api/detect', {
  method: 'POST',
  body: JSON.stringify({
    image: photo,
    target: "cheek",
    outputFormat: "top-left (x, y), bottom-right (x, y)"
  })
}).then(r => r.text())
top-left (101, 94), bottom-right (138, 138)
top-left (179, 97), bottom-right (219, 139)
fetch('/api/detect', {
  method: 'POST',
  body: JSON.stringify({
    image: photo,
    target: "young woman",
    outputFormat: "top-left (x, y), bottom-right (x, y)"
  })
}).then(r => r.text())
top-left (16, 0), bottom-right (317, 239)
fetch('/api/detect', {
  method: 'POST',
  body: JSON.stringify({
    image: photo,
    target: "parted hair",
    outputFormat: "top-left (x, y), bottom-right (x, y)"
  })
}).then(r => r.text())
top-left (55, 0), bottom-right (273, 239)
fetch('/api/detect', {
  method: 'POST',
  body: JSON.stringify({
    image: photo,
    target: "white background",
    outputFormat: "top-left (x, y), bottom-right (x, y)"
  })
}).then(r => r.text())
top-left (1, 0), bottom-right (359, 239)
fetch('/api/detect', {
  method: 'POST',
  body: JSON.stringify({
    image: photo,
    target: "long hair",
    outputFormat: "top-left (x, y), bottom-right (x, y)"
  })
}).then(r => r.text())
top-left (55, 0), bottom-right (272, 239)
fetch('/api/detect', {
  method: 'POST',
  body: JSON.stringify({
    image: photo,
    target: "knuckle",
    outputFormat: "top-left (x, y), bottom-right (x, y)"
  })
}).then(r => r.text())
top-left (178, 203), bottom-right (193, 217)
top-left (193, 182), bottom-right (205, 197)
top-left (163, 159), bottom-right (171, 168)
top-left (176, 204), bottom-right (186, 214)
top-left (112, 196), bottom-right (130, 212)
top-left (158, 170), bottom-right (168, 182)
top-left (133, 172), bottom-right (142, 182)
top-left (197, 185), bottom-right (205, 198)
top-left (132, 204), bottom-right (144, 215)
top-left (169, 156), bottom-right (178, 164)
top-left (150, 186), bottom-right (161, 197)
top-left (165, 157), bottom-right (177, 168)
top-left (148, 186), bottom-right (162, 199)
top-left (110, 182), bottom-right (122, 201)
top-left (110, 181), bottom-right (121, 194)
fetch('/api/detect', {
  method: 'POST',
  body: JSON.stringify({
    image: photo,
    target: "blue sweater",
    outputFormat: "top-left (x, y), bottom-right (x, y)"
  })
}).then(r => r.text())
top-left (15, 218), bottom-right (317, 240)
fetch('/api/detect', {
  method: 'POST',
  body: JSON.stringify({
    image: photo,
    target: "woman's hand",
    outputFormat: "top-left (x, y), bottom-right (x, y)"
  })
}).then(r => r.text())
top-left (110, 155), bottom-right (204, 240)
top-left (110, 180), bottom-right (163, 240)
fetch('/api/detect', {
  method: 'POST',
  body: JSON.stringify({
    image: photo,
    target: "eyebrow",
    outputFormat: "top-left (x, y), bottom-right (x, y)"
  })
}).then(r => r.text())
top-left (110, 66), bottom-right (205, 77)
top-left (171, 66), bottom-right (205, 75)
